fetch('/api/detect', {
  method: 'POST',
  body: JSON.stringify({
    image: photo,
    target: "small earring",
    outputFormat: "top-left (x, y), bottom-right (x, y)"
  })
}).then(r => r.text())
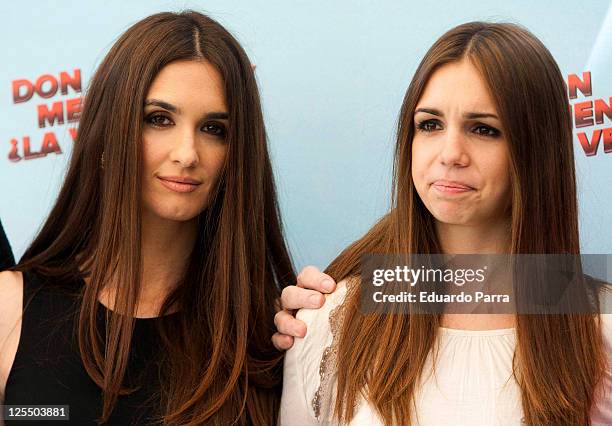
top-left (100, 151), bottom-right (105, 169)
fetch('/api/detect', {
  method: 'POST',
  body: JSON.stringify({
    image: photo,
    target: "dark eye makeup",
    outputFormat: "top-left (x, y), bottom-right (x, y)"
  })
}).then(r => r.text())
top-left (145, 113), bottom-right (173, 127)
top-left (415, 119), bottom-right (443, 132)
top-left (471, 124), bottom-right (501, 137)
top-left (414, 118), bottom-right (501, 138)
top-left (144, 113), bottom-right (227, 139)
top-left (200, 122), bottom-right (227, 138)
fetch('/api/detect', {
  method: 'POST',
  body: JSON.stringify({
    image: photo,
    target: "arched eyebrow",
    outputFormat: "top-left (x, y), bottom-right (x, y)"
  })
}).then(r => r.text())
top-left (144, 99), bottom-right (228, 120)
top-left (145, 99), bottom-right (179, 113)
top-left (464, 112), bottom-right (499, 120)
top-left (414, 107), bottom-right (442, 116)
top-left (205, 112), bottom-right (229, 120)
top-left (414, 107), bottom-right (498, 120)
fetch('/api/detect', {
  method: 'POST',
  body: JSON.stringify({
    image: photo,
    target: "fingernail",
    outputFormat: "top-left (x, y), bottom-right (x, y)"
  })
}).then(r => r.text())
top-left (322, 279), bottom-right (334, 292)
top-left (295, 326), bottom-right (306, 337)
top-left (309, 294), bottom-right (323, 306)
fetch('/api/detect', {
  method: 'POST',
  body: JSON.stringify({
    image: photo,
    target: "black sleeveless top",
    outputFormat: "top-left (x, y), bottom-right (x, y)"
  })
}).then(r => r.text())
top-left (4, 269), bottom-right (178, 425)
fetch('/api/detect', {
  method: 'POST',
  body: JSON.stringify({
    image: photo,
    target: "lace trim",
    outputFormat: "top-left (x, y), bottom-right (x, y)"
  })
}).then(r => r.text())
top-left (311, 292), bottom-right (346, 419)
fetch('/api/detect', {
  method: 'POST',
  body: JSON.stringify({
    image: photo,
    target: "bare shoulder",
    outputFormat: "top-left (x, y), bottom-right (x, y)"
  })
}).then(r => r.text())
top-left (0, 270), bottom-right (24, 401)
top-left (0, 270), bottom-right (23, 329)
top-left (0, 270), bottom-right (23, 287)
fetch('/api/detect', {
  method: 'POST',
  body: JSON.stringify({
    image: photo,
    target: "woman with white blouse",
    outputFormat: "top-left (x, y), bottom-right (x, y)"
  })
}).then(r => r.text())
top-left (275, 22), bottom-right (612, 425)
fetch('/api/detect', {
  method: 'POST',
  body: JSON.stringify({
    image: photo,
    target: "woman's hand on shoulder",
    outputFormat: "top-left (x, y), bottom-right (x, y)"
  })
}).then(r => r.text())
top-left (272, 266), bottom-right (336, 351)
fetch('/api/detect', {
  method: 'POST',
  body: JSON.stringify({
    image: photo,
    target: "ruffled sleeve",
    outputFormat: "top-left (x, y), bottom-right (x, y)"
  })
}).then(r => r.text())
top-left (591, 313), bottom-right (612, 425)
top-left (280, 281), bottom-right (348, 425)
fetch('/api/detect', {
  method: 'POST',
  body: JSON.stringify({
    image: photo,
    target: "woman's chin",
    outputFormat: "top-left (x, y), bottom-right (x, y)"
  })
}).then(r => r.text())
top-left (147, 206), bottom-right (202, 223)
top-left (428, 204), bottom-right (473, 226)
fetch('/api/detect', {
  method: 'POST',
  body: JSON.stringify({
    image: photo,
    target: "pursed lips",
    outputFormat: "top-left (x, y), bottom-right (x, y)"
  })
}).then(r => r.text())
top-left (431, 179), bottom-right (475, 194)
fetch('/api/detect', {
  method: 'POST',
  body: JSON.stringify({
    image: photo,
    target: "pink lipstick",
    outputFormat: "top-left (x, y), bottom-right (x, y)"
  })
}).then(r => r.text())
top-left (157, 176), bottom-right (201, 193)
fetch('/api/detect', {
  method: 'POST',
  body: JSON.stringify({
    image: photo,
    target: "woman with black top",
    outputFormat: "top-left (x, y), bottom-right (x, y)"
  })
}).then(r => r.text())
top-left (0, 11), bottom-right (294, 425)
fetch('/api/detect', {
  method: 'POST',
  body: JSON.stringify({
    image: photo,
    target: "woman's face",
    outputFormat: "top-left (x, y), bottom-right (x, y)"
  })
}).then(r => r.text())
top-left (141, 60), bottom-right (229, 223)
top-left (411, 58), bottom-right (511, 227)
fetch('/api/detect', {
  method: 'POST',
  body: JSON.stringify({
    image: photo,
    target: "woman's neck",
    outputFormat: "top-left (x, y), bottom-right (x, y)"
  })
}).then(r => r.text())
top-left (435, 217), bottom-right (511, 255)
top-left (137, 210), bottom-right (198, 312)
top-left (436, 216), bottom-right (516, 330)
top-left (95, 211), bottom-right (197, 318)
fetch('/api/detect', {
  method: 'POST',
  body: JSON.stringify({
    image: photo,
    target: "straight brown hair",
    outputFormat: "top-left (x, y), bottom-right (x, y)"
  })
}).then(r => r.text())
top-left (327, 22), bottom-right (606, 425)
top-left (15, 11), bottom-right (295, 425)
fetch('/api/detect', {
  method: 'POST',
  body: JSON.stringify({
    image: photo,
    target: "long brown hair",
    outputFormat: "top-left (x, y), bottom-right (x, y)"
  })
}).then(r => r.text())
top-left (15, 11), bottom-right (295, 425)
top-left (326, 22), bottom-right (606, 425)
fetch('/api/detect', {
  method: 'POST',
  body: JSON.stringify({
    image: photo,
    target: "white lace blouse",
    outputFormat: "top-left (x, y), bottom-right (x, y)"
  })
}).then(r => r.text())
top-left (280, 281), bottom-right (612, 425)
